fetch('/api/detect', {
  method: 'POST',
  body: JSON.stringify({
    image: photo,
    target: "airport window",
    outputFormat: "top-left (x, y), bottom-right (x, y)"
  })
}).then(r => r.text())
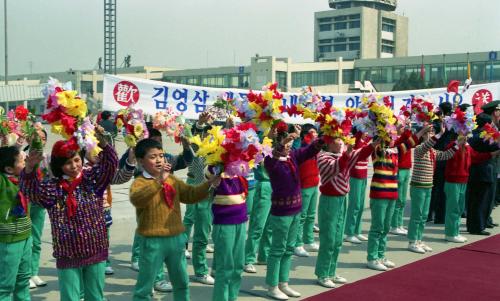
top-left (334, 37), bottom-right (347, 43)
top-left (349, 43), bottom-right (360, 51)
top-left (319, 39), bottom-right (333, 44)
top-left (342, 69), bottom-right (355, 84)
top-left (381, 45), bottom-right (394, 54)
top-left (319, 45), bottom-right (332, 53)
top-left (382, 18), bottom-right (396, 33)
top-left (276, 71), bottom-right (287, 91)
top-left (334, 22), bottom-right (348, 30)
top-left (319, 17), bottom-right (332, 23)
top-left (81, 81), bottom-right (93, 94)
top-left (382, 39), bottom-right (394, 46)
top-left (334, 16), bottom-right (347, 22)
top-left (334, 44), bottom-right (347, 52)
top-left (96, 81), bottom-right (103, 93)
top-left (349, 36), bottom-right (360, 41)
top-left (320, 24), bottom-right (332, 32)
top-left (348, 14), bottom-right (360, 20)
top-left (349, 20), bottom-right (360, 28)
top-left (292, 70), bottom-right (338, 88)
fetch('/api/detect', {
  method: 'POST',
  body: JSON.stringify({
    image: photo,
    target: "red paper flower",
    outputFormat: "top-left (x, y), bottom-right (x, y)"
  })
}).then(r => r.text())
top-left (51, 137), bottom-right (80, 158)
top-left (14, 105), bottom-right (29, 121)
top-left (275, 121), bottom-right (288, 133)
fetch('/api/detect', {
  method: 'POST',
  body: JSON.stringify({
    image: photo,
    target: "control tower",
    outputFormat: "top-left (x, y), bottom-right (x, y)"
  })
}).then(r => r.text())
top-left (315, 0), bottom-right (407, 61)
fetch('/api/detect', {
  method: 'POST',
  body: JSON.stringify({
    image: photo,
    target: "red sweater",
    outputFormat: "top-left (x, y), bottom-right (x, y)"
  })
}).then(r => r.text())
top-left (397, 130), bottom-right (414, 169)
top-left (351, 133), bottom-right (371, 179)
top-left (299, 157), bottom-right (320, 189)
top-left (445, 145), bottom-right (492, 183)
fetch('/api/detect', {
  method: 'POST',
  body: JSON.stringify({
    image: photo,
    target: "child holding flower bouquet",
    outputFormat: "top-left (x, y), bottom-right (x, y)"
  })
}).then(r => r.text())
top-left (20, 127), bottom-right (117, 301)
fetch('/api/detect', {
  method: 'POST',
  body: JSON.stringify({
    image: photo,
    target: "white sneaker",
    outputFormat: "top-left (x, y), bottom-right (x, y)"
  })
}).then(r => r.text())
top-left (390, 227), bottom-right (406, 235)
top-left (446, 236), bottom-right (466, 243)
top-left (356, 234), bottom-right (368, 241)
top-left (304, 242), bottom-right (319, 252)
top-left (193, 274), bottom-right (215, 285)
top-left (344, 236), bottom-right (362, 244)
top-left (381, 258), bottom-right (396, 268)
top-left (154, 280), bottom-right (173, 293)
top-left (105, 266), bottom-right (114, 275)
top-left (408, 242), bottom-right (426, 254)
top-left (398, 227), bottom-right (408, 235)
top-left (332, 275), bottom-right (347, 284)
top-left (31, 276), bottom-right (47, 287)
top-left (185, 249), bottom-right (192, 259)
top-left (244, 264), bottom-right (257, 273)
top-left (294, 246), bottom-right (310, 257)
top-left (130, 261), bottom-right (139, 272)
top-left (419, 241), bottom-right (433, 252)
top-left (366, 260), bottom-right (388, 271)
top-left (313, 225), bottom-right (320, 233)
top-left (278, 282), bottom-right (301, 297)
top-left (206, 245), bottom-right (214, 253)
top-left (317, 278), bottom-right (336, 288)
top-left (267, 286), bottom-right (289, 300)
top-left (458, 235), bottom-right (468, 242)
top-left (29, 279), bottom-right (37, 289)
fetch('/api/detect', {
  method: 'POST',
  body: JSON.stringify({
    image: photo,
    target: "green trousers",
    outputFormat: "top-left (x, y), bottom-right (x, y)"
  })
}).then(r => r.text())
top-left (296, 186), bottom-right (319, 247)
top-left (133, 235), bottom-right (189, 301)
top-left (257, 216), bottom-right (272, 263)
top-left (131, 231), bottom-right (165, 283)
top-left (391, 169), bottom-right (410, 228)
top-left (408, 186), bottom-right (432, 242)
top-left (244, 181), bottom-right (272, 264)
top-left (0, 237), bottom-right (32, 301)
top-left (265, 214), bottom-right (300, 287)
top-left (345, 177), bottom-right (367, 236)
top-left (367, 199), bottom-right (396, 261)
top-left (315, 195), bottom-right (347, 279)
top-left (444, 182), bottom-right (467, 237)
top-left (58, 261), bottom-right (105, 301)
top-left (30, 204), bottom-right (45, 277)
top-left (183, 199), bottom-right (212, 276)
top-left (212, 224), bottom-right (245, 301)
top-left (245, 187), bottom-right (256, 218)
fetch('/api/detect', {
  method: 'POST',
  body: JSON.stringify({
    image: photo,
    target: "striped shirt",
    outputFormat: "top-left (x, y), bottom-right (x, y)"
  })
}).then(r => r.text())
top-left (370, 134), bottom-right (418, 200)
top-left (411, 136), bottom-right (458, 188)
top-left (318, 144), bottom-right (374, 196)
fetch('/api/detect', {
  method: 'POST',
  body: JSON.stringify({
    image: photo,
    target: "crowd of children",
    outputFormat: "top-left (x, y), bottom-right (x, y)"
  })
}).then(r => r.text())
top-left (1, 99), bottom-right (500, 301)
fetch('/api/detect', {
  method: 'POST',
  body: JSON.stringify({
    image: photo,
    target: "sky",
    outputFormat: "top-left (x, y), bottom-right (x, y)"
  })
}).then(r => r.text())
top-left (1, 0), bottom-right (500, 75)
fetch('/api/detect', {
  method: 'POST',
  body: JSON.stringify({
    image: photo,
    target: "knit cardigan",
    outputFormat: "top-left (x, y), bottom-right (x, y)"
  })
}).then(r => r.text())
top-left (130, 173), bottom-right (210, 237)
top-left (20, 145), bottom-right (118, 269)
top-left (410, 136), bottom-right (458, 188)
top-left (369, 134), bottom-right (418, 200)
top-left (0, 173), bottom-right (31, 243)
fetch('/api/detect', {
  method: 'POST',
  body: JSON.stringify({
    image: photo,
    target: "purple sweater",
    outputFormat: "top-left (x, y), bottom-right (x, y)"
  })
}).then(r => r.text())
top-left (20, 145), bottom-right (118, 269)
top-left (211, 172), bottom-right (248, 225)
top-left (264, 140), bottom-right (322, 216)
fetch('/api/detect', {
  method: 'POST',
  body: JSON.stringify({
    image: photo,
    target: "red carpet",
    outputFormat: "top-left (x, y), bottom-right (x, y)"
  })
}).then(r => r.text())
top-left (305, 235), bottom-right (500, 301)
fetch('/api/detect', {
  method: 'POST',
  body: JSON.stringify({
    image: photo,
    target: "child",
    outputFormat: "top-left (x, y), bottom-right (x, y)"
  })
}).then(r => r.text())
top-left (294, 125), bottom-right (320, 257)
top-left (130, 138), bottom-right (219, 301)
top-left (265, 124), bottom-right (324, 300)
top-left (344, 131), bottom-right (371, 243)
top-left (407, 125), bottom-right (459, 254)
top-left (206, 166), bottom-right (248, 301)
top-left (366, 127), bottom-right (425, 271)
top-left (21, 131), bottom-right (118, 301)
top-left (0, 146), bottom-right (31, 301)
top-left (315, 137), bottom-right (375, 288)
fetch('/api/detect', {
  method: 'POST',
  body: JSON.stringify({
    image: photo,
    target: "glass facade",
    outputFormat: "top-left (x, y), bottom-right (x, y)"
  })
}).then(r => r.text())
top-left (292, 70), bottom-right (338, 87)
top-left (318, 14), bottom-right (360, 32)
top-left (163, 73), bottom-right (250, 88)
top-left (382, 17), bottom-right (396, 33)
top-left (276, 71), bottom-right (287, 91)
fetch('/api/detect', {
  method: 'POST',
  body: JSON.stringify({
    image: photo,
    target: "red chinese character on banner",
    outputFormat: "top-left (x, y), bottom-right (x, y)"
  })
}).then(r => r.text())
top-left (113, 81), bottom-right (140, 106)
top-left (472, 89), bottom-right (493, 114)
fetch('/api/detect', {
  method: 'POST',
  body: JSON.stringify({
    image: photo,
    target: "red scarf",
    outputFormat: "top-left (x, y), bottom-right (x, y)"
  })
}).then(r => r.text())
top-left (60, 175), bottom-right (83, 218)
top-left (7, 176), bottom-right (28, 214)
top-left (162, 182), bottom-right (176, 209)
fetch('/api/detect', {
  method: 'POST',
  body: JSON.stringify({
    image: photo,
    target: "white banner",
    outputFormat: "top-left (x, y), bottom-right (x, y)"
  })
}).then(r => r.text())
top-left (103, 74), bottom-right (500, 122)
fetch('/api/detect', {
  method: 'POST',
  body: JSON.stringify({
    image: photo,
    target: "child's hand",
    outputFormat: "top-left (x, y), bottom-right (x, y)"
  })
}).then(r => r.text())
top-left (127, 147), bottom-right (136, 165)
top-left (25, 150), bottom-right (44, 173)
top-left (95, 125), bottom-right (109, 148)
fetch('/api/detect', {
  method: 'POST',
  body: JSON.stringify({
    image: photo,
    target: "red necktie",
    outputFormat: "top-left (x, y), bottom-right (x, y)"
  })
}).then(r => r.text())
top-left (60, 175), bottom-right (83, 218)
top-left (8, 176), bottom-right (28, 214)
top-left (162, 182), bottom-right (176, 209)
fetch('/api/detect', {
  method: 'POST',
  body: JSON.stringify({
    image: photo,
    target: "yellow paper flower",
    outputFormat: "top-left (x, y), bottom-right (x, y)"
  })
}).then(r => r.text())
top-left (124, 135), bottom-right (137, 147)
top-left (116, 118), bottom-right (124, 130)
top-left (56, 90), bottom-right (78, 107)
top-left (134, 123), bottom-right (144, 138)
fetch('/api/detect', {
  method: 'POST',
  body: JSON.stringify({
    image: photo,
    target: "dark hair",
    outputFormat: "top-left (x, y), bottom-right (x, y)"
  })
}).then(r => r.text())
top-left (300, 124), bottom-right (316, 139)
top-left (147, 127), bottom-right (162, 139)
top-left (439, 102), bottom-right (453, 116)
top-left (101, 111), bottom-right (112, 120)
top-left (476, 113), bottom-right (492, 128)
top-left (135, 138), bottom-right (163, 159)
top-left (458, 104), bottom-right (471, 112)
top-left (0, 146), bottom-right (21, 173)
top-left (50, 151), bottom-right (84, 178)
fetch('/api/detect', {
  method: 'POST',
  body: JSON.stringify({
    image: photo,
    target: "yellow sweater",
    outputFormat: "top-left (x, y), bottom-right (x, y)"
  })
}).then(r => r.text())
top-left (130, 175), bottom-right (210, 237)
